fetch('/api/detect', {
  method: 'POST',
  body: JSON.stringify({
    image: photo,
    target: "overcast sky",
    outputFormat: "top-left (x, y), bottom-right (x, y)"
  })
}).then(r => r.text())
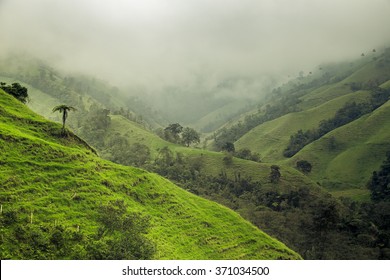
top-left (1, 0), bottom-right (390, 89)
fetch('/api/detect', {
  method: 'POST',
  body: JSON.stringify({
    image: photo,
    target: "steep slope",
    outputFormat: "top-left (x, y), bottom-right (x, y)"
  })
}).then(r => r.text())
top-left (0, 89), bottom-right (300, 259)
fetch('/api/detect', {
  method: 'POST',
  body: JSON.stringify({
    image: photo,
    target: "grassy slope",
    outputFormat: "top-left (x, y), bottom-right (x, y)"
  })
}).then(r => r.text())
top-left (0, 89), bottom-right (300, 259)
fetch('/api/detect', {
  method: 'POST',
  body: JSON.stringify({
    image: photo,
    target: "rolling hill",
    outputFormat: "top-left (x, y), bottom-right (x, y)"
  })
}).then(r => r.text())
top-left (0, 88), bottom-right (300, 259)
top-left (234, 50), bottom-right (390, 197)
top-left (2, 51), bottom-right (389, 259)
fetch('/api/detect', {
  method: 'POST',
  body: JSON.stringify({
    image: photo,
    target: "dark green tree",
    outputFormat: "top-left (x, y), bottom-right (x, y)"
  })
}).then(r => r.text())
top-left (181, 127), bottom-right (200, 147)
top-left (164, 123), bottom-right (183, 143)
top-left (296, 160), bottom-right (312, 174)
top-left (52, 105), bottom-right (76, 135)
top-left (0, 82), bottom-right (28, 103)
top-left (221, 142), bottom-right (235, 153)
top-left (368, 152), bottom-right (390, 202)
top-left (269, 165), bottom-right (281, 183)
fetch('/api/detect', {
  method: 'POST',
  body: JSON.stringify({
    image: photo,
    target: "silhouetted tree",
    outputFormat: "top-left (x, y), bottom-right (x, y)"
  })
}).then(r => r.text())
top-left (52, 105), bottom-right (76, 135)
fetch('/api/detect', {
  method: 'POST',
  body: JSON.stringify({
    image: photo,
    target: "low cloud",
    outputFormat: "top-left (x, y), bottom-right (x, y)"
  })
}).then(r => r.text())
top-left (1, 0), bottom-right (390, 91)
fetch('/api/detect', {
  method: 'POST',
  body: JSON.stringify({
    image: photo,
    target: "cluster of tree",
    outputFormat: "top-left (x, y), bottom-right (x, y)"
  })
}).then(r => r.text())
top-left (0, 82), bottom-right (28, 103)
top-left (0, 200), bottom-right (155, 259)
top-left (284, 87), bottom-right (390, 157)
top-left (219, 142), bottom-right (261, 163)
top-left (159, 123), bottom-right (201, 147)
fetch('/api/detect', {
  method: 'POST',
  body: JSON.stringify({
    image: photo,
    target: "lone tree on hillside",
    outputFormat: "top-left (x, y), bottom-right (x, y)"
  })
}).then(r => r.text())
top-left (181, 127), bottom-right (200, 147)
top-left (52, 105), bottom-right (76, 135)
top-left (164, 123), bottom-right (183, 143)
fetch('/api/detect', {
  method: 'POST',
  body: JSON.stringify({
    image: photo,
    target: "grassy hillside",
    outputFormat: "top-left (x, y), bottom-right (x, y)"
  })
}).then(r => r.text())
top-left (0, 89), bottom-right (300, 259)
top-left (236, 89), bottom-right (372, 162)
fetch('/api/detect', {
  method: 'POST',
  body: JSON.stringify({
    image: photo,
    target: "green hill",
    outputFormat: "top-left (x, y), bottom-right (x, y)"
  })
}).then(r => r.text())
top-left (0, 89), bottom-right (300, 259)
top-left (235, 89), bottom-right (372, 162)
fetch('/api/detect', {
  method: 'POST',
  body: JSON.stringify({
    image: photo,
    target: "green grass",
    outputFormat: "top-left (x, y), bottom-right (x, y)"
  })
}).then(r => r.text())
top-left (0, 89), bottom-right (300, 259)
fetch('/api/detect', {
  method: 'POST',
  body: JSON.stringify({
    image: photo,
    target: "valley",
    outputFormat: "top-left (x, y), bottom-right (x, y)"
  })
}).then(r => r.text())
top-left (1, 48), bottom-right (390, 260)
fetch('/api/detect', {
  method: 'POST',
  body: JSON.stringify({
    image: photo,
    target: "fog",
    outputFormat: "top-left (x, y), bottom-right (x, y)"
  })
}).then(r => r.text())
top-left (1, 0), bottom-right (390, 96)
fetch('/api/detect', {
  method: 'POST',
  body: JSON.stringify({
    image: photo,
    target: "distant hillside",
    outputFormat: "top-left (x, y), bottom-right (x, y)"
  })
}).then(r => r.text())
top-left (0, 88), bottom-right (300, 259)
top-left (233, 49), bottom-right (390, 196)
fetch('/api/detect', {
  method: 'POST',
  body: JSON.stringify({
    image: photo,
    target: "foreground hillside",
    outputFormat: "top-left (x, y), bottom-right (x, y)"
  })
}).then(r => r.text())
top-left (0, 89), bottom-right (300, 259)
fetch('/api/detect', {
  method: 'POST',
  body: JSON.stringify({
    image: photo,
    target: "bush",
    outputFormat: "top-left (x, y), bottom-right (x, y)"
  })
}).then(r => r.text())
top-left (296, 160), bottom-right (312, 174)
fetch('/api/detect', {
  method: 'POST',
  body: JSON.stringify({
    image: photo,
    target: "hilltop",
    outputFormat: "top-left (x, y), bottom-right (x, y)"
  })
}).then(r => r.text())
top-left (0, 88), bottom-right (300, 259)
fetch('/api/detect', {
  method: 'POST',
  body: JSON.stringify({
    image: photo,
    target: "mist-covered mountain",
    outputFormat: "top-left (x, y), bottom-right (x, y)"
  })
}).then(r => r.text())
top-left (2, 49), bottom-right (390, 259)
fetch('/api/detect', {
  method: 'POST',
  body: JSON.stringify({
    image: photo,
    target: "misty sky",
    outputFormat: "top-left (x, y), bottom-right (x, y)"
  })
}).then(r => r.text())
top-left (1, 0), bottom-right (390, 89)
